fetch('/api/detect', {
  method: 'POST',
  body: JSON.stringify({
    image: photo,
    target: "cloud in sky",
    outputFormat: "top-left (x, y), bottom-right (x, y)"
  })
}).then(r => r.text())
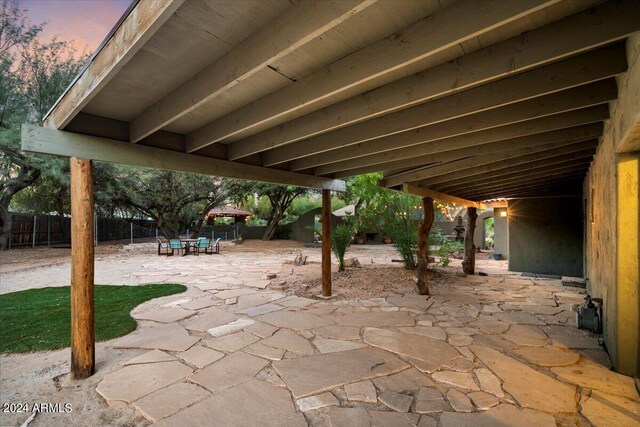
top-left (23, 0), bottom-right (133, 55)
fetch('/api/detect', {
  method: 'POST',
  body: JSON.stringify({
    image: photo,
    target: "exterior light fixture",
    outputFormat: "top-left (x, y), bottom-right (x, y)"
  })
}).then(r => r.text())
top-left (500, 210), bottom-right (507, 217)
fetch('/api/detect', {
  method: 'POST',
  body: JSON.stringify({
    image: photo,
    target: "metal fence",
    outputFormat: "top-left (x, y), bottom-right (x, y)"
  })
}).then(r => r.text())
top-left (7, 213), bottom-right (157, 248)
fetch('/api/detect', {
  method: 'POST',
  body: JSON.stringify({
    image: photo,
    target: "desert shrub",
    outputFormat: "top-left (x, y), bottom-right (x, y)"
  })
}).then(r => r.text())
top-left (332, 217), bottom-right (356, 271)
top-left (436, 240), bottom-right (464, 267)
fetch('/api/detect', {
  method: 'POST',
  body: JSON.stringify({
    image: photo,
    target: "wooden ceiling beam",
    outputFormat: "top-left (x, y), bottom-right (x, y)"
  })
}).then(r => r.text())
top-left (227, 0), bottom-right (640, 160)
top-left (438, 156), bottom-right (594, 194)
top-left (386, 139), bottom-right (598, 188)
top-left (474, 181), bottom-right (584, 200)
top-left (264, 44), bottom-right (624, 168)
top-left (450, 161), bottom-right (590, 197)
top-left (327, 115), bottom-right (605, 178)
top-left (21, 125), bottom-right (344, 191)
top-left (399, 184), bottom-right (484, 209)
top-left (289, 79), bottom-right (615, 171)
top-left (462, 176), bottom-right (586, 200)
top-left (128, 0), bottom-right (377, 143)
top-left (43, 0), bottom-right (186, 130)
top-left (185, 0), bottom-right (558, 153)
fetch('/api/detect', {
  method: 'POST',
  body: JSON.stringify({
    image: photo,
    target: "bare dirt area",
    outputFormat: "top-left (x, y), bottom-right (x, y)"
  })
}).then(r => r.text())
top-left (291, 264), bottom-right (458, 300)
top-left (0, 245), bottom-right (121, 274)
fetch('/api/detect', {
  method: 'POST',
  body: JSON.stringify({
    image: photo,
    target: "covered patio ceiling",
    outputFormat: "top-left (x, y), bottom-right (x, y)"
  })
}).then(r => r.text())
top-left (22, 0), bottom-right (640, 203)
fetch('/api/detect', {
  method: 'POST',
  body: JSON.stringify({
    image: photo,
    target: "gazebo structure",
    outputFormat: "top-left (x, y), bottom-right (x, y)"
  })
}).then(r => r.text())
top-left (207, 207), bottom-right (252, 224)
top-left (21, 0), bottom-right (638, 381)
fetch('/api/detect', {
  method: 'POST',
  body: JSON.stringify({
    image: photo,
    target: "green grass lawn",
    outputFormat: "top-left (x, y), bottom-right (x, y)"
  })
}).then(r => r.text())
top-left (0, 284), bottom-right (186, 353)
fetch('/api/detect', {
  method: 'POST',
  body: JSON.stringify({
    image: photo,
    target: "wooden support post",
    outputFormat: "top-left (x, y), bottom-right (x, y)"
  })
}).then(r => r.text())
top-left (416, 197), bottom-right (434, 295)
top-left (462, 207), bottom-right (478, 275)
top-left (70, 157), bottom-right (95, 379)
top-left (322, 189), bottom-right (332, 297)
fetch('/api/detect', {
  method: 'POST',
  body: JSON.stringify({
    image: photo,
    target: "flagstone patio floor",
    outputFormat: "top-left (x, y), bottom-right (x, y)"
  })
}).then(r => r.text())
top-left (87, 249), bottom-right (639, 426)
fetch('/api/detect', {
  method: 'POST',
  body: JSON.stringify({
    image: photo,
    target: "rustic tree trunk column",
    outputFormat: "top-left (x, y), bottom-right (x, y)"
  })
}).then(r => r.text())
top-left (321, 189), bottom-right (332, 297)
top-left (462, 207), bottom-right (478, 275)
top-left (416, 197), bottom-right (434, 295)
top-left (70, 158), bottom-right (95, 379)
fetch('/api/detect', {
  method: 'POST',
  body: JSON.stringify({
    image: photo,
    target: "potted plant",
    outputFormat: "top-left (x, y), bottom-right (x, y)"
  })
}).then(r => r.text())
top-left (383, 235), bottom-right (392, 244)
top-left (356, 235), bottom-right (365, 245)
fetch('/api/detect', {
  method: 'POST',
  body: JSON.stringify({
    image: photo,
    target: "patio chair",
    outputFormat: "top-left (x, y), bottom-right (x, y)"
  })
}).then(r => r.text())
top-left (212, 237), bottom-right (222, 254)
top-left (194, 237), bottom-right (212, 255)
top-left (168, 238), bottom-right (185, 256)
top-left (157, 237), bottom-right (170, 256)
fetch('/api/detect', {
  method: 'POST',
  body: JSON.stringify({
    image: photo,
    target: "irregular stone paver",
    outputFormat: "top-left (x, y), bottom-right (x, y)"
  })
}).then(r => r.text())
top-left (473, 368), bottom-right (504, 398)
top-left (581, 390), bottom-right (640, 427)
top-left (473, 334), bottom-right (518, 351)
top-left (502, 324), bottom-right (548, 346)
top-left (468, 318), bottom-right (510, 334)
top-left (188, 352), bottom-right (268, 394)
top-left (244, 342), bottom-right (286, 360)
top-left (552, 360), bottom-right (639, 399)
top-left (134, 307), bottom-right (195, 323)
top-left (261, 329), bottom-right (314, 356)
top-left (235, 292), bottom-right (284, 310)
top-left (494, 311), bottom-right (545, 325)
top-left (256, 310), bottom-right (333, 330)
top-left (440, 404), bottom-right (556, 427)
top-left (364, 328), bottom-right (461, 373)
top-left (123, 349), bottom-right (175, 366)
top-left (446, 327), bottom-right (479, 336)
top-left (204, 330), bottom-right (260, 352)
top-left (414, 387), bottom-right (450, 414)
top-left (345, 380), bottom-right (377, 403)
top-left (207, 317), bottom-right (255, 337)
top-left (278, 295), bottom-right (316, 308)
top-left (182, 306), bottom-right (237, 332)
top-left (432, 371), bottom-right (479, 391)
top-left (177, 345), bottom-right (224, 368)
top-left (113, 323), bottom-right (200, 352)
top-left (273, 347), bottom-right (410, 398)
top-left (243, 321), bottom-right (278, 338)
top-left (471, 345), bottom-right (576, 413)
top-left (418, 415), bottom-right (438, 427)
top-left (296, 392), bottom-right (339, 411)
top-left (313, 336), bottom-right (364, 353)
top-left (180, 296), bottom-right (217, 310)
top-left (447, 389), bottom-right (473, 412)
top-left (133, 382), bottom-right (209, 422)
top-left (513, 346), bottom-right (580, 367)
top-left (378, 390), bottom-right (413, 412)
top-left (467, 391), bottom-right (500, 410)
top-left (448, 335), bottom-right (473, 346)
top-left (156, 379), bottom-right (306, 427)
top-left (550, 334), bottom-right (601, 349)
top-left (387, 295), bottom-right (434, 311)
top-left (238, 302), bottom-right (285, 317)
top-left (161, 298), bottom-right (192, 308)
top-left (97, 361), bottom-right (193, 404)
top-left (338, 311), bottom-right (415, 327)
top-left (313, 325), bottom-right (361, 340)
top-left (327, 407), bottom-right (415, 427)
top-left (396, 326), bottom-right (447, 341)
top-left (372, 368), bottom-right (434, 392)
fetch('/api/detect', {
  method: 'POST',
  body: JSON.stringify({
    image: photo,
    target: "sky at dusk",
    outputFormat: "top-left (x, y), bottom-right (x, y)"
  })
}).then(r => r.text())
top-left (22, 0), bottom-right (133, 55)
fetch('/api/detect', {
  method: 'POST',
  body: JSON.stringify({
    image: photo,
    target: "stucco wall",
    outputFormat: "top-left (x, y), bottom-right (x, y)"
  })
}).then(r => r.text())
top-left (508, 198), bottom-right (583, 277)
top-left (583, 34), bottom-right (640, 375)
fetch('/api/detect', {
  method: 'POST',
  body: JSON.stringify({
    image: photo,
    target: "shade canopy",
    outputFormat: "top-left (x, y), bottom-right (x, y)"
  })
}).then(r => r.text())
top-left (22, 0), bottom-right (640, 203)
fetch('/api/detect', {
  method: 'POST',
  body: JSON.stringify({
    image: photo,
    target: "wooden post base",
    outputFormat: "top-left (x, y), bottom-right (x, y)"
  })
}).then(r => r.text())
top-left (321, 189), bottom-right (332, 297)
top-left (70, 158), bottom-right (95, 379)
top-left (416, 197), bottom-right (434, 295)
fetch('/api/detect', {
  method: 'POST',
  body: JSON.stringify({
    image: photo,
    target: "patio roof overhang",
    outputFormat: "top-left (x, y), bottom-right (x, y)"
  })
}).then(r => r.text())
top-left (21, 0), bottom-right (640, 202)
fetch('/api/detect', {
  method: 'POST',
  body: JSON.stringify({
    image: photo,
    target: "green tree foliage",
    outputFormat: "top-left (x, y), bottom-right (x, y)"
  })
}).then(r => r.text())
top-left (0, 0), bottom-right (86, 249)
top-left (332, 216), bottom-right (355, 272)
top-left (227, 180), bottom-right (310, 240)
top-left (107, 168), bottom-right (226, 239)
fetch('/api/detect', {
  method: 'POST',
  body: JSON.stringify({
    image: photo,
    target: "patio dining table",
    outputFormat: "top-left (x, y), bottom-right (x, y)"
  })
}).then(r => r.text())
top-left (180, 238), bottom-right (199, 256)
